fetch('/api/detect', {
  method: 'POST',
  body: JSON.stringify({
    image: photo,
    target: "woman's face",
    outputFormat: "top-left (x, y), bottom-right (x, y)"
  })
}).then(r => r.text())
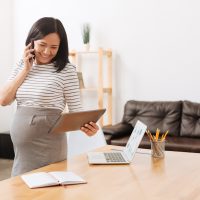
top-left (34, 33), bottom-right (60, 65)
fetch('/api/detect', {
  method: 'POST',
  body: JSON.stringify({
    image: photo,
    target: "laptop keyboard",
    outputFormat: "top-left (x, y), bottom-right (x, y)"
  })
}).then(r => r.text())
top-left (104, 152), bottom-right (126, 163)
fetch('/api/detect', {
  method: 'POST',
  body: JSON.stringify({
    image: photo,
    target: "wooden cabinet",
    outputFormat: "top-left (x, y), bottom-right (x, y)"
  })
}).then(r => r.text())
top-left (69, 48), bottom-right (112, 126)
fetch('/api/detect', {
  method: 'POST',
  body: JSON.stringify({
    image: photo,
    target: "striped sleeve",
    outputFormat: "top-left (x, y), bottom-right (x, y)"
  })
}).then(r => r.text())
top-left (63, 64), bottom-right (83, 112)
top-left (8, 59), bottom-right (24, 81)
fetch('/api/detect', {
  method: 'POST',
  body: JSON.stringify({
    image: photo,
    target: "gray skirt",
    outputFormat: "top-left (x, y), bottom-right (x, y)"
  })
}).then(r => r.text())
top-left (10, 106), bottom-right (67, 176)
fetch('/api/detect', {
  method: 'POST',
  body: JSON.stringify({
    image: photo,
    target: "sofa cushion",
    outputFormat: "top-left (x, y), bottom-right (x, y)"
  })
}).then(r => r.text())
top-left (103, 123), bottom-right (133, 138)
top-left (180, 100), bottom-right (200, 137)
top-left (122, 100), bottom-right (182, 136)
top-left (110, 135), bottom-right (129, 146)
top-left (164, 136), bottom-right (200, 152)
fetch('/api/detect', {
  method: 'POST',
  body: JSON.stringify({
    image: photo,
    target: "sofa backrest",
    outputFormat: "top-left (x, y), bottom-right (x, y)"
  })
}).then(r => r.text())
top-left (181, 100), bottom-right (200, 137)
top-left (122, 100), bottom-right (182, 136)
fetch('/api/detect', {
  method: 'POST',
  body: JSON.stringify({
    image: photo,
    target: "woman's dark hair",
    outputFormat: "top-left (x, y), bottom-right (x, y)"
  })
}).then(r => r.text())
top-left (25, 17), bottom-right (69, 72)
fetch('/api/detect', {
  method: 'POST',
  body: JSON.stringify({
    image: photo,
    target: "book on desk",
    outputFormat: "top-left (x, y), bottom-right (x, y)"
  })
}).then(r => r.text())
top-left (21, 171), bottom-right (86, 189)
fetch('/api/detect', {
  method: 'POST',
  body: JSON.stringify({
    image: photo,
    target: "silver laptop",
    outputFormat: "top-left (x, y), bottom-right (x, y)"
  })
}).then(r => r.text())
top-left (87, 120), bottom-right (147, 164)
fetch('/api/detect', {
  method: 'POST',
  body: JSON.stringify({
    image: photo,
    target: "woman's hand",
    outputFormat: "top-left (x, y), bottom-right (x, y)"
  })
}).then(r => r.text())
top-left (0, 43), bottom-right (35, 106)
top-left (81, 122), bottom-right (99, 136)
top-left (23, 43), bottom-right (35, 71)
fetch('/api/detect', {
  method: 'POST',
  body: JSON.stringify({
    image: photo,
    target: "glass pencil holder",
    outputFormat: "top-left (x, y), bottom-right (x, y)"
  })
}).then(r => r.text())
top-left (151, 140), bottom-right (165, 159)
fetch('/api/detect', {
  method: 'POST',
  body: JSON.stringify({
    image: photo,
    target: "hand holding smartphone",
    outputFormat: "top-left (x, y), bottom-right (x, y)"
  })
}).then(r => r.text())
top-left (23, 40), bottom-right (35, 71)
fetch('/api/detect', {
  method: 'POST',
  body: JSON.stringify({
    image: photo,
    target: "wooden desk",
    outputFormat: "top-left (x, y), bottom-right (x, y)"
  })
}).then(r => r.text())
top-left (1, 145), bottom-right (200, 200)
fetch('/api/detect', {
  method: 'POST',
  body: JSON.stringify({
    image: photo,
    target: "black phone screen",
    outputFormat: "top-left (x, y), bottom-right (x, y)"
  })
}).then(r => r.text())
top-left (31, 40), bottom-right (35, 55)
top-left (31, 40), bottom-right (35, 58)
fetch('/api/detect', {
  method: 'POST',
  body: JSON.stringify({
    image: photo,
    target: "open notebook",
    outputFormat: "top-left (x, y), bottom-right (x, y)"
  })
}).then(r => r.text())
top-left (87, 120), bottom-right (147, 164)
top-left (21, 171), bottom-right (86, 189)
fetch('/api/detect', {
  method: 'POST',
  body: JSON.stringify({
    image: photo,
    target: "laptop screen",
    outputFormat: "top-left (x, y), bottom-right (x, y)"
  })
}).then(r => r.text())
top-left (123, 121), bottom-right (147, 161)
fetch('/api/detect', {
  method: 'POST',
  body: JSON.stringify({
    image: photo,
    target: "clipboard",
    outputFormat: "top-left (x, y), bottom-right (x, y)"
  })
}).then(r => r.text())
top-left (49, 108), bottom-right (106, 134)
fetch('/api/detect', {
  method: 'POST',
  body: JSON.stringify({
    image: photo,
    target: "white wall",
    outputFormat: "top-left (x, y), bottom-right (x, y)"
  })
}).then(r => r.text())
top-left (0, 0), bottom-right (14, 132)
top-left (1, 0), bottom-right (200, 130)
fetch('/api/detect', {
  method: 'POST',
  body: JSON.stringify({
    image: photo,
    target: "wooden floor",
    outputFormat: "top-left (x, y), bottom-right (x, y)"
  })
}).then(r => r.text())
top-left (0, 159), bottom-right (13, 180)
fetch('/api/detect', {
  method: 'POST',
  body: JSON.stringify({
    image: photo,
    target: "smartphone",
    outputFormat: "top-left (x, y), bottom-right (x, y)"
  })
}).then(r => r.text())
top-left (29, 40), bottom-right (35, 61)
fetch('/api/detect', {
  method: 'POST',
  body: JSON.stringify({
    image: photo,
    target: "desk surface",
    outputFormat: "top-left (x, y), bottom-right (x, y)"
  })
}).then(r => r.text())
top-left (1, 145), bottom-right (200, 200)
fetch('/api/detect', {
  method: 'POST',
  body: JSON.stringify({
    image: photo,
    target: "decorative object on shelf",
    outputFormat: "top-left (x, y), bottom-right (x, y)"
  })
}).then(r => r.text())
top-left (81, 23), bottom-right (91, 51)
top-left (77, 71), bottom-right (85, 89)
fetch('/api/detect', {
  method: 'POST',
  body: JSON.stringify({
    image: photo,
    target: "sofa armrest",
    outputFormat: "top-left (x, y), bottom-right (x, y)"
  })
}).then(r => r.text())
top-left (102, 122), bottom-right (133, 138)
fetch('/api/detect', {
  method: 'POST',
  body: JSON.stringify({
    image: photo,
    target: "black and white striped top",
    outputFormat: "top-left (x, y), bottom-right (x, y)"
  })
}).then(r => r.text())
top-left (8, 60), bottom-right (82, 112)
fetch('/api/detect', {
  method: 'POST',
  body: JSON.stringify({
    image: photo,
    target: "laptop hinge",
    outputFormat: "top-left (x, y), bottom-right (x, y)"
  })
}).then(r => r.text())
top-left (122, 151), bottom-right (131, 162)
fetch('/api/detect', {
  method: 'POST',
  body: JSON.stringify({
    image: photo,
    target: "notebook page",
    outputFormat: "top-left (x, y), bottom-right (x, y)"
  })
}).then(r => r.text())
top-left (21, 172), bottom-right (59, 188)
top-left (49, 171), bottom-right (86, 185)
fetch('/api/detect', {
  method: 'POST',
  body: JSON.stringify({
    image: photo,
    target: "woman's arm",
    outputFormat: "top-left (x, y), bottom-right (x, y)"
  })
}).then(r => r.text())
top-left (0, 43), bottom-right (34, 106)
top-left (0, 67), bottom-right (30, 106)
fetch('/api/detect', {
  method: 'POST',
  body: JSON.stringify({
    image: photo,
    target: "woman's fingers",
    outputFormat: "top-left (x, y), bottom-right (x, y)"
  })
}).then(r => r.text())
top-left (24, 54), bottom-right (33, 62)
top-left (89, 122), bottom-right (99, 130)
top-left (81, 122), bottom-right (99, 136)
top-left (24, 48), bottom-right (34, 57)
top-left (23, 43), bottom-right (35, 68)
top-left (81, 127), bottom-right (95, 136)
top-left (25, 42), bottom-right (32, 50)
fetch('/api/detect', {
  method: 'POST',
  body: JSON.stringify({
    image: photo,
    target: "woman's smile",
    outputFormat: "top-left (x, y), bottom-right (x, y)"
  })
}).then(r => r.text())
top-left (34, 33), bottom-right (60, 65)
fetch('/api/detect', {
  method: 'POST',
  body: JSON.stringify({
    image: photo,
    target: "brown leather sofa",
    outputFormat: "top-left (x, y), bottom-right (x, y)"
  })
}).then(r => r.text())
top-left (103, 100), bottom-right (200, 153)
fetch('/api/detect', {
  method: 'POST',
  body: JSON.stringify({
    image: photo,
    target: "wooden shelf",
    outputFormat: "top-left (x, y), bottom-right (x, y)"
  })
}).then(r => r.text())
top-left (69, 48), bottom-right (112, 126)
top-left (69, 50), bottom-right (110, 56)
top-left (80, 87), bottom-right (112, 93)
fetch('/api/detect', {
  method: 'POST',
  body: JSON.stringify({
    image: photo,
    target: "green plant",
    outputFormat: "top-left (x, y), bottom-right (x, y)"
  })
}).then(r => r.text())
top-left (81, 23), bottom-right (90, 44)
